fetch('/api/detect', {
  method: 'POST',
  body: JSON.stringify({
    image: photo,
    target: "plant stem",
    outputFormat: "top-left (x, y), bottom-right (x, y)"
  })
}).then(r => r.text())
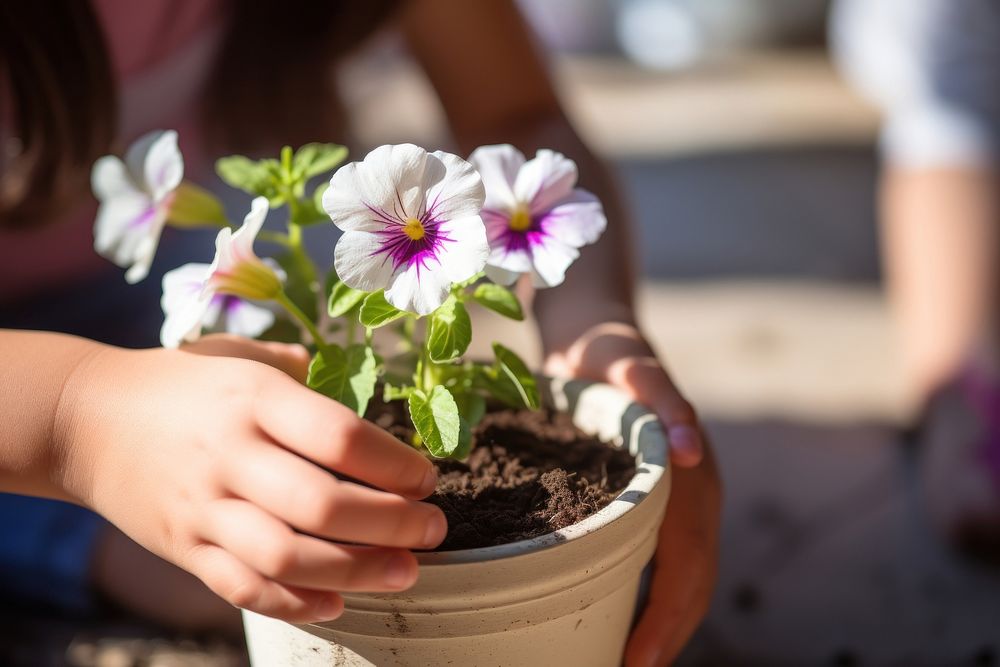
top-left (275, 290), bottom-right (329, 354)
top-left (258, 231), bottom-right (292, 247)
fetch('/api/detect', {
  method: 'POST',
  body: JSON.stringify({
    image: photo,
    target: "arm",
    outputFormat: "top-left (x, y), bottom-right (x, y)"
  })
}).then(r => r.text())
top-left (0, 329), bottom-right (446, 623)
top-left (400, 2), bottom-right (720, 664)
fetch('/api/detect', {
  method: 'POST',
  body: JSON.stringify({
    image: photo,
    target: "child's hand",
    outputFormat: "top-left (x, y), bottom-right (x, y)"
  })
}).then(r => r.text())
top-left (53, 340), bottom-right (446, 624)
top-left (544, 321), bottom-right (721, 667)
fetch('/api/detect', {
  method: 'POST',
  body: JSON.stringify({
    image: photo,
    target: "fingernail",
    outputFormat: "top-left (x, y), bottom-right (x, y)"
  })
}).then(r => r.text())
top-left (315, 595), bottom-right (342, 620)
top-left (418, 467), bottom-right (438, 497)
top-left (668, 424), bottom-right (702, 462)
top-left (385, 552), bottom-right (416, 589)
top-left (422, 510), bottom-right (447, 548)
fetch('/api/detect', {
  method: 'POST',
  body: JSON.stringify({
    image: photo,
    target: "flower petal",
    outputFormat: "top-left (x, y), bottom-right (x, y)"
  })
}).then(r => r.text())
top-left (435, 214), bottom-right (489, 283)
top-left (93, 191), bottom-right (154, 258)
top-left (91, 155), bottom-right (143, 202)
top-left (539, 189), bottom-right (607, 248)
top-left (324, 144), bottom-right (429, 231)
top-left (384, 260), bottom-right (452, 316)
top-left (484, 265), bottom-right (522, 286)
top-left (469, 144), bottom-right (524, 212)
top-left (482, 212), bottom-right (534, 274)
top-left (124, 218), bottom-right (167, 284)
top-left (423, 151), bottom-right (485, 222)
top-left (230, 197), bottom-right (269, 261)
top-left (514, 149), bottom-right (578, 215)
top-left (160, 263), bottom-right (213, 347)
top-left (224, 299), bottom-right (276, 339)
top-left (528, 236), bottom-right (579, 288)
top-left (333, 230), bottom-right (398, 292)
top-left (126, 130), bottom-right (184, 202)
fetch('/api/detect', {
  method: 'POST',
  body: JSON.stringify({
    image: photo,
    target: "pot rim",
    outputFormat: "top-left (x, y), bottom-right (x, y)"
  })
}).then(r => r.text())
top-left (415, 376), bottom-right (669, 566)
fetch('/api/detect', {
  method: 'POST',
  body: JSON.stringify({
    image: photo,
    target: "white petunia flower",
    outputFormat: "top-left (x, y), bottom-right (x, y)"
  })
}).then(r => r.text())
top-left (92, 130), bottom-right (184, 284)
top-left (323, 144), bottom-right (489, 316)
top-left (160, 197), bottom-right (283, 347)
top-left (159, 264), bottom-right (277, 348)
top-left (469, 144), bottom-right (607, 288)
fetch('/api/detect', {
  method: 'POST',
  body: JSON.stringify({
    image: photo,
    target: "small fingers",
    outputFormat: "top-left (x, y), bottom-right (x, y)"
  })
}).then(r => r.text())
top-left (199, 499), bottom-right (419, 592)
top-left (184, 543), bottom-right (344, 624)
top-left (225, 441), bottom-right (447, 549)
top-left (254, 372), bottom-right (438, 498)
top-left (606, 356), bottom-right (704, 467)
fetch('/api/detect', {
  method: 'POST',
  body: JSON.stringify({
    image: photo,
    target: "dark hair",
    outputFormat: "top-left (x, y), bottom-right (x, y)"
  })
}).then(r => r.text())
top-left (0, 0), bottom-right (403, 228)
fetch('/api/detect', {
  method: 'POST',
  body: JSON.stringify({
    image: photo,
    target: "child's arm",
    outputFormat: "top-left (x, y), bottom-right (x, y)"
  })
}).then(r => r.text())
top-left (0, 329), bottom-right (446, 623)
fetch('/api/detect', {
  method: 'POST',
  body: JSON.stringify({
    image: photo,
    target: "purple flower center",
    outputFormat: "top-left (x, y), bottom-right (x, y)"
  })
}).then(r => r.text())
top-left (367, 193), bottom-right (453, 274)
top-left (483, 206), bottom-right (551, 254)
top-left (213, 294), bottom-right (244, 314)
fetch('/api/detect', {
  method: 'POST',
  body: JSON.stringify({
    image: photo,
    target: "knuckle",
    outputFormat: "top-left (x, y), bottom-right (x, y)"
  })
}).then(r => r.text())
top-left (299, 483), bottom-right (342, 531)
top-left (259, 539), bottom-right (298, 579)
top-left (327, 417), bottom-right (365, 468)
top-left (223, 577), bottom-right (263, 611)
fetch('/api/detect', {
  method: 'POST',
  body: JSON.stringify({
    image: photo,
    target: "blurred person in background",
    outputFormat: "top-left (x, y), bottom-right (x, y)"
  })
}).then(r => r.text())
top-left (0, 1), bottom-right (719, 664)
top-left (832, 0), bottom-right (1000, 559)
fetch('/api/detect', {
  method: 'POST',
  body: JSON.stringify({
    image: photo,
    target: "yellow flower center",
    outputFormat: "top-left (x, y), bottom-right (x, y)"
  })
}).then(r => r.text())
top-left (508, 206), bottom-right (532, 232)
top-left (403, 217), bottom-right (425, 241)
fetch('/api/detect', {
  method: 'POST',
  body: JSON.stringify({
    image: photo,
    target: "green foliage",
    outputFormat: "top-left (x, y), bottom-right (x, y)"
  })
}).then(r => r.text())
top-left (476, 343), bottom-right (540, 410)
top-left (215, 156), bottom-right (286, 206)
top-left (328, 281), bottom-right (367, 318)
top-left (426, 296), bottom-right (471, 363)
top-left (359, 291), bottom-right (407, 328)
top-left (307, 344), bottom-right (379, 416)
top-left (408, 385), bottom-right (461, 458)
top-left (292, 143), bottom-right (348, 180)
top-left (166, 182), bottom-right (228, 228)
top-left (274, 251), bottom-right (318, 323)
top-left (215, 143), bottom-right (345, 225)
top-left (472, 283), bottom-right (523, 320)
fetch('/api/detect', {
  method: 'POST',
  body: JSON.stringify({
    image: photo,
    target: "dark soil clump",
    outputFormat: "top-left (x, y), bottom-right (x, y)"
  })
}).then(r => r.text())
top-left (371, 403), bottom-right (636, 550)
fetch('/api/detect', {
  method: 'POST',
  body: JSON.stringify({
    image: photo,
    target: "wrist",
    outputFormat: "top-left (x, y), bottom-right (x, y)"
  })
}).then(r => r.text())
top-left (50, 339), bottom-right (122, 506)
top-left (536, 299), bottom-right (638, 358)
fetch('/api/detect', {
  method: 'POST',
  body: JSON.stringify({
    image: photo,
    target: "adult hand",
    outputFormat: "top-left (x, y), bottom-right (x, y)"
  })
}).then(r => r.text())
top-left (545, 321), bottom-right (722, 667)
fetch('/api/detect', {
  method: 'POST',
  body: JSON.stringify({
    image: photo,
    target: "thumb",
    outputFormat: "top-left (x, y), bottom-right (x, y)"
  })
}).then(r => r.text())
top-left (605, 356), bottom-right (704, 468)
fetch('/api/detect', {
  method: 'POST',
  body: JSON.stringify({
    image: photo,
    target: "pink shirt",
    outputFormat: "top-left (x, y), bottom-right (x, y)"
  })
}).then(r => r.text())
top-left (0, 1), bottom-right (224, 302)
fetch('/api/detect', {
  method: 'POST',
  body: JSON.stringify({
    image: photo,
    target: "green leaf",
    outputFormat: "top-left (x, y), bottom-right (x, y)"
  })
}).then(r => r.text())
top-left (274, 252), bottom-right (318, 323)
top-left (492, 343), bottom-right (540, 409)
top-left (455, 391), bottom-right (486, 427)
top-left (307, 344), bottom-right (379, 416)
top-left (328, 281), bottom-right (367, 318)
top-left (455, 416), bottom-right (474, 461)
top-left (313, 181), bottom-right (329, 210)
top-left (293, 143), bottom-right (348, 179)
top-left (383, 382), bottom-right (414, 402)
top-left (215, 156), bottom-right (285, 205)
top-left (408, 386), bottom-right (461, 458)
top-left (472, 283), bottom-right (524, 321)
top-left (166, 182), bottom-right (228, 228)
top-left (359, 291), bottom-right (407, 328)
top-left (426, 296), bottom-right (471, 363)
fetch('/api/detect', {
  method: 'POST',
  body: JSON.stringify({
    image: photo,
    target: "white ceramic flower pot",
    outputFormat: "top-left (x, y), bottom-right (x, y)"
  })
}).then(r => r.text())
top-left (243, 378), bottom-right (670, 667)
